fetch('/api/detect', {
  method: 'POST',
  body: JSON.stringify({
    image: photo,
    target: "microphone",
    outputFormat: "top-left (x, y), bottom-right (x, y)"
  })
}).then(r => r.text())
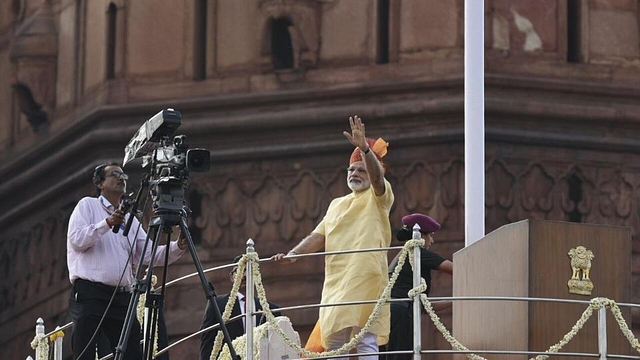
top-left (112, 194), bottom-right (133, 233)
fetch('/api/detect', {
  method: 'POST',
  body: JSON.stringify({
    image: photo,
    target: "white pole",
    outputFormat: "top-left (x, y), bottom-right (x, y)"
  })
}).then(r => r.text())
top-left (411, 224), bottom-right (422, 360)
top-left (35, 318), bottom-right (45, 360)
top-left (245, 239), bottom-right (255, 360)
top-left (597, 307), bottom-right (607, 360)
top-left (464, 0), bottom-right (485, 246)
top-left (53, 326), bottom-right (63, 360)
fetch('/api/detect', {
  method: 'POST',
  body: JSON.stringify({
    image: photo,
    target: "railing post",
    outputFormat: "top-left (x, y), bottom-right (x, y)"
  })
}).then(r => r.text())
top-left (141, 269), bottom-right (150, 355)
top-left (53, 326), bottom-right (63, 360)
top-left (245, 238), bottom-right (255, 360)
top-left (598, 306), bottom-right (607, 360)
top-left (35, 318), bottom-right (45, 360)
top-left (411, 224), bottom-right (422, 360)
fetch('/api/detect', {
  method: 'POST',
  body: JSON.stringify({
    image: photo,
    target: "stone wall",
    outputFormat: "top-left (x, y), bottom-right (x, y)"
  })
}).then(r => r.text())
top-left (2, 1), bottom-right (640, 359)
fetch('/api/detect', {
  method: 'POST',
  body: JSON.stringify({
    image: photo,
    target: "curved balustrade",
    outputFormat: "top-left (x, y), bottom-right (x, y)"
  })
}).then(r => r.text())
top-left (28, 239), bottom-right (640, 360)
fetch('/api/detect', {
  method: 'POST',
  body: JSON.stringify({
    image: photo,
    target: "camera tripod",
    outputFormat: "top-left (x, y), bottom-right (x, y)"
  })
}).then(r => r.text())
top-left (113, 206), bottom-right (239, 360)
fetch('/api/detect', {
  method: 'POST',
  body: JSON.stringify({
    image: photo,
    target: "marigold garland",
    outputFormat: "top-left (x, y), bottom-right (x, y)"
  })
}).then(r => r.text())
top-left (49, 330), bottom-right (65, 342)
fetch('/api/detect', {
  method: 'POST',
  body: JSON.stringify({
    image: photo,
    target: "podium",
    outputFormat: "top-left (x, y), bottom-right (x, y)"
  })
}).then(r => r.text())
top-left (452, 220), bottom-right (632, 359)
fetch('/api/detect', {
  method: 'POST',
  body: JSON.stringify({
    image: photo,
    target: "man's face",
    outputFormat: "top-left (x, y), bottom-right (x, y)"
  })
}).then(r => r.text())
top-left (230, 266), bottom-right (246, 288)
top-left (346, 161), bottom-right (371, 192)
top-left (99, 165), bottom-right (127, 197)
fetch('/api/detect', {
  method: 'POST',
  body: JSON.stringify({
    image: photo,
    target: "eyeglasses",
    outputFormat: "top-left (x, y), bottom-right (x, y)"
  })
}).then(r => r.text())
top-left (106, 171), bottom-right (129, 181)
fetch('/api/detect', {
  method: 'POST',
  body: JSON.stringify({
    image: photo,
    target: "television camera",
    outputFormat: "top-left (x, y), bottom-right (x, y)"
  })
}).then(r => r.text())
top-left (123, 108), bottom-right (210, 214)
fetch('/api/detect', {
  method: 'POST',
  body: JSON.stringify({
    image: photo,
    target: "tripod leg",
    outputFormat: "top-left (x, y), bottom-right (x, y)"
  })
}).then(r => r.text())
top-left (114, 219), bottom-right (164, 360)
top-left (179, 217), bottom-right (240, 360)
top-left (143, 227), bottom-right (171, 360)
top-left (144, 295), bottom-right (161, 360)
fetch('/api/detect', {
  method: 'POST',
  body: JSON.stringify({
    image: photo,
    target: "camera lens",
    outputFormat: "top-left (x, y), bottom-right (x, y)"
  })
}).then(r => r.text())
top-left (186, 149), bottom-right (210, 172)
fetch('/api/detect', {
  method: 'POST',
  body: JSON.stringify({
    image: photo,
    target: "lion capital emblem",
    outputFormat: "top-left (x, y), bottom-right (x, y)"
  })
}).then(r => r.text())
top-left (567, 246), bottom-right (595, 295)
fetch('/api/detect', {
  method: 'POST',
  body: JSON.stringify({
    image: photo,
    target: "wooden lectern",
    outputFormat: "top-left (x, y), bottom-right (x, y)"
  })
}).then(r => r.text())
top-left (452, 220), bottom-right (632, 359)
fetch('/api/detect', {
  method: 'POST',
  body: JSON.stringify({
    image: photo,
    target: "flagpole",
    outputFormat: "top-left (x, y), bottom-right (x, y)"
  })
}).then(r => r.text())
top-left (464, 0), bottom-right (485, 246)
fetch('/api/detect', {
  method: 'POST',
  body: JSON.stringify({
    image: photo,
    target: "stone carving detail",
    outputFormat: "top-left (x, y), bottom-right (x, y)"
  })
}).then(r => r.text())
top-left (0, 209), bottom-right (71, 316)
top-left (3, 155), bottom-right (640, 319)
top-left (513, 163), bottom-right (555, 221)
top-left (190, 167), bottom-right (350, 248)
top-left (289, 171), bottom-right (329, 240)
top-left (400, 162), bottom-right (438, 211)
top-left (0, 240), bottom-right (17, 309)
top-left (182, 158), bottom-right (640, 254)
top-left (439, 160), bottom-right (465, 231)
top-left (595, 170), bottom-right (633, 223)
top-left (486, 159), bottom-right (516, 226)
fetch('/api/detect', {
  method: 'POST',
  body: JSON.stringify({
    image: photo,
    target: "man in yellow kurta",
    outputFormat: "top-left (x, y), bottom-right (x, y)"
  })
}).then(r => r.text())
top-left (273, 115), bottom-right (393, 359)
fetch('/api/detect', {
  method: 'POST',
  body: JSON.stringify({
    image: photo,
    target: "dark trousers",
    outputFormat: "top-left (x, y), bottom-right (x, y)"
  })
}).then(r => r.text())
top-left (69, 279), bottom-right (142, 360)
top-left (381, 303), bottom-right (413, 360)
top-left (95, 298), bottom-right (170, 360)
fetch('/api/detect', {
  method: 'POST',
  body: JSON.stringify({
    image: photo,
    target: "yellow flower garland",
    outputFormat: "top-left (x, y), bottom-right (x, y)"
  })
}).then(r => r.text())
top-left (26, 239), bottom-right (640, 360)
top-left (210, 256), bottom-right (249, 360)
top-left (49, 330), bottom-right (65, 342)
top-left (212, 240), bottom-right (423, 359)
top-left (410, 263), bottom-right (640, 360)
top-left (218, 317), bottom-right (296, 359)
top-left (204, 241), bottom-right (640, 360)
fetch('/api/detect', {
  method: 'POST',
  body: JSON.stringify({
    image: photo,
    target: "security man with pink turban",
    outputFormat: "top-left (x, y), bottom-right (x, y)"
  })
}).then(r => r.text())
top-left (273, 115), bottom-right (393, 359)
top-left (383, 213), bottom-right (453, 360)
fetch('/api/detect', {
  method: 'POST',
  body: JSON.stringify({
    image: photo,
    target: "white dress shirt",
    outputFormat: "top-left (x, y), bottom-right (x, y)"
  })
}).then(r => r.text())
top-left (237, 293), bottom-right (257, 330)
top-left (67, 196), bottom-right (185, 287)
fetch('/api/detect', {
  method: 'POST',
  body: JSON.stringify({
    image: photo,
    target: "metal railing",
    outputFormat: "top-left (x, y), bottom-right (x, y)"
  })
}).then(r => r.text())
top-left (27, 238), bottom-right (640, 360)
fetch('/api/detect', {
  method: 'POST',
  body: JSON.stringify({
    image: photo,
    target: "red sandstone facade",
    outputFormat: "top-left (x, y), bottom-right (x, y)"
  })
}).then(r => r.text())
top-left (1, 1), bottom-right (639, 359)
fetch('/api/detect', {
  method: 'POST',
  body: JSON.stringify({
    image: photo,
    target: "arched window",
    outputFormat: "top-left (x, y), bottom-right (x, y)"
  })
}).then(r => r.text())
top-left (106, 3), bottom-right (117, 79)
top-left (271, 18), bottom-right (294, 70)
top-left (11, 0), bottom-right (22, 20)
top-left (567, 0), bottom-right (581, 63)
top-left (193, 0), bottom-right (207, 80)
top-left (376, 0), bottom-right (390, 64)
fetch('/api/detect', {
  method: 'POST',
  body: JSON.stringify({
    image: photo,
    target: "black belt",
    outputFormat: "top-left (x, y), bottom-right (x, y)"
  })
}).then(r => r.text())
top-left (75, 278), bottom-right (131, 293)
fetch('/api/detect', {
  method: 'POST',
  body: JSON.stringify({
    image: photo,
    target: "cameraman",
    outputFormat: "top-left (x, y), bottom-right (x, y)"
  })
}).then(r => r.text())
top-left (67, 162), bottom-right (187, 360)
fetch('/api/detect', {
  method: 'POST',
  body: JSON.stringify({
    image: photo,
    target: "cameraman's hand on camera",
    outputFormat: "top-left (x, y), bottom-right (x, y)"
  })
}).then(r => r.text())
top-left (106, 210), bottom-right (125, 228)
